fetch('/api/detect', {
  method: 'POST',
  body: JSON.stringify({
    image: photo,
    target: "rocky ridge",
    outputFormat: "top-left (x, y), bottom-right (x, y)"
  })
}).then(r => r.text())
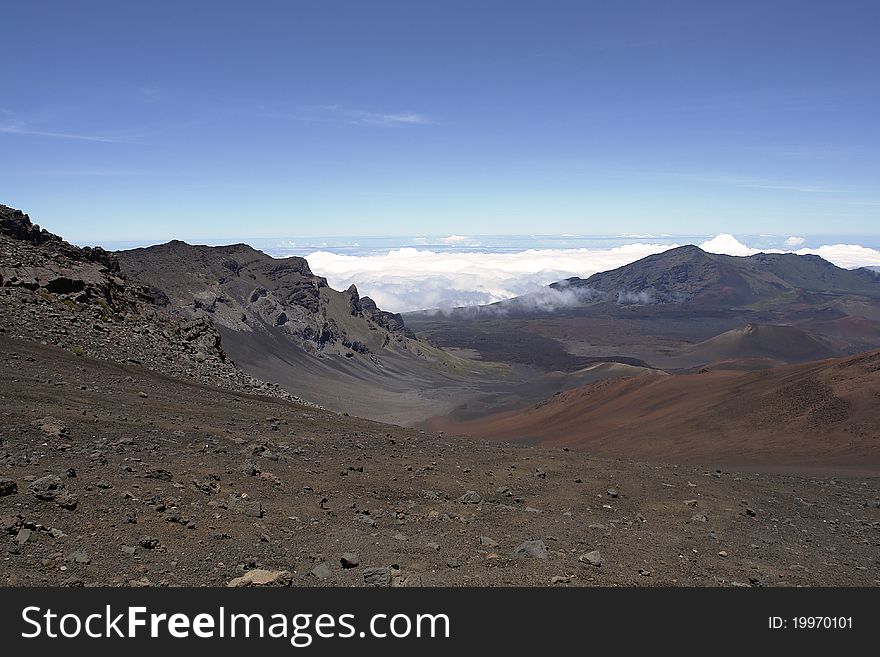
top-left (117, 240), bottom-right (417, 364)
top-left (0, 204), bottom-right (300, 401)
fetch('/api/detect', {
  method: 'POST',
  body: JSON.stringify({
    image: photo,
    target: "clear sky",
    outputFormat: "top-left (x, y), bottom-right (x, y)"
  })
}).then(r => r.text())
top-left (2, 0), bottom-right (879, 242)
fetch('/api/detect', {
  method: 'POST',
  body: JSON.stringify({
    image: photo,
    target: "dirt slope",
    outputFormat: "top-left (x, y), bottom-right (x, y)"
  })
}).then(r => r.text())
top-left (426, 350), bottom-right (880, 475)
top-left (680, 323), bottom-right (838, 366)
top-left (2, 337), bottom-right (878, 587)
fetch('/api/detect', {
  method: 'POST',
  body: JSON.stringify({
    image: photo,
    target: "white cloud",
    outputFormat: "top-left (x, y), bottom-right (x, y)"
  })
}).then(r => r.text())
top-left (299, 236), bottom-right (880, 313)
top-left (303, 243), bottom-right (677, 312)
top-left (796, 243), bottom-right (880, 269)
top-left (698, 234), bottom-right (880, 270)
top-left (698, 233), bottom-right (754, 256)
top-left (437, 234), bottom-right (480, 246)
top-left (785, 236), bottom-right (806, 247)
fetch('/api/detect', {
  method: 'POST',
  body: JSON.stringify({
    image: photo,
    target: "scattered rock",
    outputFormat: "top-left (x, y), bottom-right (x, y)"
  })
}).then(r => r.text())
top-left (311, 563), bottom-right (332, 579)
top-left (28, 474), bottom-right (63, 499)
top-left (27, 474), bottom-right (77, 509)
top-left (579, 550), bottom-right (603, 567)
top-left (479, 536), bottom-right (498, 548)
top-left (393, 571), bottom-right (421, 587)
top-left (228, 569), bottom-right (292, 587)
top-left (145, 468), bottom-right (173, 481)
top-left (340, 553), bottom-right (360, 568)
top-left (513, 539), bottom-right (548, 559)
top-left (138, 536), bottom-right (161, 550)
top-left (0, 479), bottom-right (17, 496)
top-left (459, 490), bottom-right (483, 504)
top-left (32, 416), bottom-right (70, 438)
top-left (363, 566), bottom-right (392, 587)
top-left (15, 528), bottom-right (32, 545)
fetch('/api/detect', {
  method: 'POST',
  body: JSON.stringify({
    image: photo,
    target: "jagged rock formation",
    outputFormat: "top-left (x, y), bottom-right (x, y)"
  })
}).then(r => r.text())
top-left (117, 241), bottom-right (417, 362)
top-left (0, 204), bottom-right (297, 399)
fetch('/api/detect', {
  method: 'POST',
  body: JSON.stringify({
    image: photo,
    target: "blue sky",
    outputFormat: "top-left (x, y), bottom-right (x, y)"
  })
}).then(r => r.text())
top-left (2, 0), bottom-right (879, 242)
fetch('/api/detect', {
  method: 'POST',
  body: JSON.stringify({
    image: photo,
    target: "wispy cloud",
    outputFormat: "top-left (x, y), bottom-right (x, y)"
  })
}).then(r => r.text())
top-left (738, 180), bottom-right (842, 194)
top-left (347, 109), bottom-right (431, 126)
top-left (673, 171), bottom-right (845, 194)
top-left (24, 168), bottom-right (138, 177)
top-left (0, 122), bottom-right (133, 144)
top-left (250, 103), bottom-right (433, 127)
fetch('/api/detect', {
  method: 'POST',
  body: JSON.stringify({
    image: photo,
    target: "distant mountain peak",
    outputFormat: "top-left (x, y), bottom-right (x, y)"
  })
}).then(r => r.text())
top-left (553, 244), bottom-right (880, 308)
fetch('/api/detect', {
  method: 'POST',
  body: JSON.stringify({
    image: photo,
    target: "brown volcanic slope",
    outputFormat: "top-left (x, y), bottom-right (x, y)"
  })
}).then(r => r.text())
top-left (426, 350), bottom-right (880, 475)
top-left (2, 336), bottom-right (880, 587)
top-left (678, 323), bottom-right (839, 368)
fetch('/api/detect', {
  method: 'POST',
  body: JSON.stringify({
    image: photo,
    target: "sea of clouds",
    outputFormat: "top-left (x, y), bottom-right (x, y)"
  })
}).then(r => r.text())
top-left (282, 234), bottom-right (880, 313)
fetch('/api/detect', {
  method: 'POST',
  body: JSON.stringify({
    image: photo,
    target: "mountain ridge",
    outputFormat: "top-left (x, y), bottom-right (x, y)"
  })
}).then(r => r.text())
top-left (0, 204), bottom-right (297, 399)
top-left (551, 245), bottom-right (880, 308)
top-left (115, 237), bottom-right (510, 422)
top-left (407, 244), bottom-right (880, 373)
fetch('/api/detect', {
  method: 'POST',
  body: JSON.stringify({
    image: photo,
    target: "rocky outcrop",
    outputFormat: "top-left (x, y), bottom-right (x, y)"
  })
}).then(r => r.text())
top-left (1, 204), bottom-right (119, 271)
top-left (359, 296), bottom-right (415, 338)
top-left (116, 240), bottom-right (418, 359)
top-left (0, 204), bottom-right (301, 401)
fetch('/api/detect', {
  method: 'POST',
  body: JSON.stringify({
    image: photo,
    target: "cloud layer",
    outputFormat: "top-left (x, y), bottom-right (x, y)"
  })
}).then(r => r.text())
top-left (300, 235), bottom-right (880, 313)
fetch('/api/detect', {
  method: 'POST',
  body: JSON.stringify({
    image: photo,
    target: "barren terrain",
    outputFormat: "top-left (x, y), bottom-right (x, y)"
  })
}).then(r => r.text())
top-left (2, 338), bottom-right (879, 587)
